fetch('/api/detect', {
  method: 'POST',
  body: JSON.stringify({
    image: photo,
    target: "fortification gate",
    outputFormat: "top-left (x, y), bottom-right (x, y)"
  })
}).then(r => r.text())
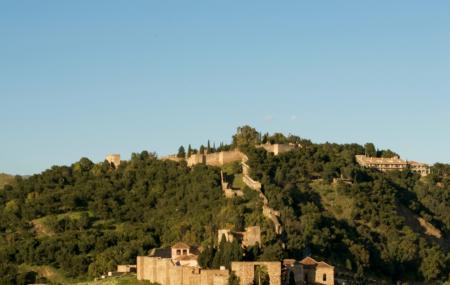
top-left (231, 261), bottom-right (281, 285)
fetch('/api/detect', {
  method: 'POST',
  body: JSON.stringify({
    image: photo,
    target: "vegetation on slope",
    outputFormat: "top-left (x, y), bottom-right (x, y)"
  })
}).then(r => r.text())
top-left (0, 173), bottom-right (15, 189)
top-left (0, 151), bottom-right (268, 284)
top-left (1, 126), bottom-right (449, 284)
top-left (244, 134), bottom-right (450, 283)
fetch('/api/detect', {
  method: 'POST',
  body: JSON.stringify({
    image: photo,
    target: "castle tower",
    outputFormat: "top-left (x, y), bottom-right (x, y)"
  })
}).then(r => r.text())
top-left (106, 154), bottom-right (121, 168)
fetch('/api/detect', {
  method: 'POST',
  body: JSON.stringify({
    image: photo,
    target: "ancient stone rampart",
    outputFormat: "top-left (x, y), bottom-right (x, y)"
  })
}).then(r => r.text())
top-left (218, 226), bottom-right (261, 247)
top-left (256, 143), bottom-right (300, 156)
top-left (160, 155), bottom-right (185, 163)
top-left (137, 256), bottom-right (229, 285)
top-left (105, 154), bottom-right (121, 168)
top-left (231, 261), bottom-right (281, 285)
top-left (241, 162), bottom-right (282, 235)
top-left (220, 171), bottom-right (243, 198)
top-left (187, 150), bottom-right (244, 167)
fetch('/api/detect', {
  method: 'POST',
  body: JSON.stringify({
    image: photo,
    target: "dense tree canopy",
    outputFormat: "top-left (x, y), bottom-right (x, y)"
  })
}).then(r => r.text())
top-left (1, 127), bottom-right (449, 284)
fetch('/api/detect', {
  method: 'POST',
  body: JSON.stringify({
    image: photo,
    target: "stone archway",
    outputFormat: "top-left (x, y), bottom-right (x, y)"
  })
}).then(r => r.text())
top-left (231, 262), bottom-right (281, 285)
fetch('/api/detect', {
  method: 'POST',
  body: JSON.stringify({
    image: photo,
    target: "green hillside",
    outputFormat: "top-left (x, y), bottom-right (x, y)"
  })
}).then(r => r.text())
top-left (0, 126), bottom-right (449, 284)
top-left (0, 173), bottom-right (15, 189)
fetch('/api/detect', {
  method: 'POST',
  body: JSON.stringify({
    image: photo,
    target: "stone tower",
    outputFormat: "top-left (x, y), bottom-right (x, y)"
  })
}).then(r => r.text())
top-left (106, 154), bottom-right (121, 168)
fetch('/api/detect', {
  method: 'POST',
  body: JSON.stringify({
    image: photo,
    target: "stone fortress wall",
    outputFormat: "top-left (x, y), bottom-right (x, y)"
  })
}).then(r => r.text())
top-left (218, 226), bottom-right (261, 247)
top-left (220, 171), bottom-right (243, 198)
top-left (137, 245), bottom-right (335, 285)
top-left (187, 149), bottom-right (245, 167)
top-left (105, 154), bottom-right (121, 168)
top-left (231, 262), bottom-right (282, 285)
top-left (256, 143), bottom-right (300, 156)
top-left (241, 160), bottom-right (282, 235)
top-left (137, 256), bottom-right (229, 285)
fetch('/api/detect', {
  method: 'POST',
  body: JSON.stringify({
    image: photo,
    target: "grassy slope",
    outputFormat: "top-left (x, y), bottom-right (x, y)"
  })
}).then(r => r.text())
top-left (32, 211), bottom-right (92, 238)
top-left (311, 181), bottom-right (354, 221)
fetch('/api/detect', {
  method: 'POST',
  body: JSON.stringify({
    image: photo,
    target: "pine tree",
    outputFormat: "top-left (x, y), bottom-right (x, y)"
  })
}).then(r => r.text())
top-left (177, 146), bottom-right (186, 158)
top-left (187, 144), bottom-right (192, 157)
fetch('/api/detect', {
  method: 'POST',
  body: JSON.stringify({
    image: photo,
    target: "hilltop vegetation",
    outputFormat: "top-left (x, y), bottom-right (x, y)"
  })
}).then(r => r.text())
top-left (0, 173), bottom-right (15, 189)
top-left (1, 126), bottom-right (449, 284)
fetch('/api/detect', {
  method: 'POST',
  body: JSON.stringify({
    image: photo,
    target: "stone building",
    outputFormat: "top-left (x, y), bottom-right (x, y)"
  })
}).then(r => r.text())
top-left (137, 242), bottom-right (228, 285)
top-left (355, 155), bottom-right (430, 176)
top-left (283, 257), bottom-right (334, 285)
top-left (105, 154), bottom-right (121, 168)
top-left (137, 255), bottom-right (229, 285)
top-left (232, 261), bottom-right (282, 285)
top-left (148, 242), bottom-right (199, 267)
top-left (218, 226), bottom-right (261, 247)
top-left (117, 264), bottom-right (136, 273)
top-left (137, 242), bottom-right (335, 285)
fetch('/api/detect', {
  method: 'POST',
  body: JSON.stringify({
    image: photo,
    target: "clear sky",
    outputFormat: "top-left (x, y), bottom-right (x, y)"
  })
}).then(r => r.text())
top-left (1, 1), bottom-right (449, 175)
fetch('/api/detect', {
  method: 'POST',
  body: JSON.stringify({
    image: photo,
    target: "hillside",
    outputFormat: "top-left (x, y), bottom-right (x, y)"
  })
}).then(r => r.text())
top-left (0, 126), bottom-right (449, 284)
top-left (0, 173), bottom-right (15, 189)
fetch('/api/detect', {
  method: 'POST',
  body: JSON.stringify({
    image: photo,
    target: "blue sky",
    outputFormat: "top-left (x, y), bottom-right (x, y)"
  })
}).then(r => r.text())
top-left (1, 1), bottom-right (449, 175)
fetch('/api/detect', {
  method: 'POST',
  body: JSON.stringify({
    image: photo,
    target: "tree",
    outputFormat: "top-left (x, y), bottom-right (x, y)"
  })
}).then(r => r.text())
top-left (187, 145), bottom-right (192, 157)
top-left (253, 265), bottom-right (270, 285)
top-left (364, 143), bottom-right (376, 157)
top-left (288, 271), bottom-right (296, 285)
top-left (198, 246), bottom-right (214, 268)
top-left (232, 126), bottom-right (260, 148)
top-left (177, 146), bottom-right (186, 158)
top-left (228, 271), bottom-right (240, 285)
top-left (419, 246), bottom-right (446, 281)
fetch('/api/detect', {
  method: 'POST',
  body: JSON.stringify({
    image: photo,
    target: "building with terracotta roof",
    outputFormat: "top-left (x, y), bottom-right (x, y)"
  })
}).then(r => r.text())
top-left (355, 155), bottom-right (430, 176)
top-left (283, 257), bottom-right (334, 285)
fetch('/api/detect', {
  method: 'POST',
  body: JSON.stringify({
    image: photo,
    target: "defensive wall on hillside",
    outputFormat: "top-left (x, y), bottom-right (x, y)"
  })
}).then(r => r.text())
top-left (241, 161), bottom-right (282, 235)
top-left (137, 256), bottom-right (229, 285)
top-left (105, 154), bottom-right (121, 168)
top-left (231, 262), bottom-right (282, 285)
top-left (218, 226), bottom-right (261, 247)
top-left (137, 248), bottom-right (334, 285)
top-left (256, 143), bottom-right (300, 156)
top-left (220, 171), bottom-right (243, 198)
top-left (187, 150), bottom-right (245, 167)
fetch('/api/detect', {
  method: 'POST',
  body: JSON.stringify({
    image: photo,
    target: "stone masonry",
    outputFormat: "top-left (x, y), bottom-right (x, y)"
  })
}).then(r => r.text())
top-left (242, 160), bottom-right (283, 235)
top-left (105, 154), bottom-right (121, 168)
top-left (231, 261), bottom-right (282, 285)
top-left (137, 256), bottom-right (229, 285)
top-left (218, 226), bottom-right (261, 247)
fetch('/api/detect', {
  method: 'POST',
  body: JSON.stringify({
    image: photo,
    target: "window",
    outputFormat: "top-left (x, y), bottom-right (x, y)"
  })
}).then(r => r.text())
top-left (323, 273), bottom-right (327, 281)
top-left (176, 250), bottom-right (181, 255)
top-left (183, 249), bottom-right (188, 255)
